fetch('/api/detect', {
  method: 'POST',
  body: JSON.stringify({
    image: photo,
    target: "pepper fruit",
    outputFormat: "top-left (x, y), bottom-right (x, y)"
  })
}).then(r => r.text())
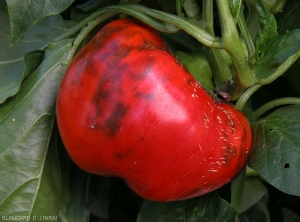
top-left (56, 18), bottom-right (252, 201)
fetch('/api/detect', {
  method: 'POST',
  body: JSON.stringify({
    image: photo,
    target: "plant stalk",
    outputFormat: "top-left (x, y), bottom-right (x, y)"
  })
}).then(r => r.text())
top-left (216, 0), bottom-right (256, 100)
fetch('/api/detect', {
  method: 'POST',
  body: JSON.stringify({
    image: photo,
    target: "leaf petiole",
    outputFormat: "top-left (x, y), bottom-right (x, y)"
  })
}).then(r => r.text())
top-left (251, 97), bottom-right (300, 121)
top-left (235, 84), bottom-right (261, 111)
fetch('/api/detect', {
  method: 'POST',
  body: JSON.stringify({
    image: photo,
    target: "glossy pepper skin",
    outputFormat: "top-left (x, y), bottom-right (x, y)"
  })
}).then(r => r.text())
top-left (56, 18), bottom-right (252, 202)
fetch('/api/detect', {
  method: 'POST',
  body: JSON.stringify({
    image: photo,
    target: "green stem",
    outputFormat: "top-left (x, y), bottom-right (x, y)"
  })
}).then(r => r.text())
top-left (216, 0), bottom-right (256, 100)
top-left (55, 4), bottom-right (222, 56)
top-left (176, 0), bottom-right (185, 17)
top-left (54, 12), bottom-right (119, 42)
top-left (58, 4), bottom-right (222, 50)
top-left (206, 48), bottom-right (233, 92)
top-left (236, 2), bottom-right (256, 63)
top-left (231, 167), bottom-right (246, 212)
top-left (235, 84), bottom-right (261, 111)
top-left (67, 12), bottom-right (120, 59)
top-left (202, 0), bottom-right (233, 93)
top-left (105, 4), bottom-right (180, 33)
top-left (251, 97), bottom-right (300, 121)
top-left (202, 0), bottom-right (214, 35)
top-left (128, 4), bottom-right (222, 48)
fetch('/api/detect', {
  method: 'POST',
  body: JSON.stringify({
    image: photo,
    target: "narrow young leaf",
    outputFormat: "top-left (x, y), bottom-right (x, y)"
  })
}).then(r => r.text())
top-left (255, 0), bottom-right (278, 60)
top-left (229, 0), bottom-right (243, 23)
top-left (248, 105), bottom-right (300, 197)
top-left (136, 192), bottom-right (237, 222)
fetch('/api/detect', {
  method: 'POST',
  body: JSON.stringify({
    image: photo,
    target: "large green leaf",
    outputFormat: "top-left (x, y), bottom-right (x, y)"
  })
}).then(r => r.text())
top-left (253, 29), bottom-right (300, 81)
top-left (248, 105), bottom-right (300, 197)
top-left (136, 192), bottom-right (237, 221)
top-left (6, 0), bottom-right (74, 44)
top-left (0, 2), bottom-right (80, 104)
top-left (0, 39), bottom-right (74, 219)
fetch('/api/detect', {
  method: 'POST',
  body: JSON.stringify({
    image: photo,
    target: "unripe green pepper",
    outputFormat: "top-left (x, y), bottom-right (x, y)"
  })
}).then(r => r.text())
top-left (174, 49), bottom-right (215, 91)
top-left (246, 0), bottom-right (287, 14)
top-left (264, 0), bottom-right (286, 14)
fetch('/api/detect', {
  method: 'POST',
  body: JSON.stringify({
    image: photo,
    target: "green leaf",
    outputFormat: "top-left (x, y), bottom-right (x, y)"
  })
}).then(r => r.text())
top-left (0, 39), bottom-right (74, 219)
top-left (229, 0), bottom-right (243, 23)
top-left (238, 195), bottom-right (270, 222)
top-left (276, 0), bottom-right (300, 35)
top-left (248, 105), bottom-right (300, 197)
top-left (87, 176), bottom-right (110, 220)
top-left (255, 0), bottom-right (278, 60)
top-left (136, 192), bottom-right (237, 222)
top-left (31, 124), bottom-right (72, 220)
top-left (59, 166), bottom-right (90, 222)
top-left (6, 0), bottom-right (75, 44)
top-left (254, 29), bottom-right (300, 81)
top-left (239, 177), bottom-right (268, 214)
top-left (0, 2), bottom-right (79, 104)
top-left (282, 208), bottom-right (300, 222)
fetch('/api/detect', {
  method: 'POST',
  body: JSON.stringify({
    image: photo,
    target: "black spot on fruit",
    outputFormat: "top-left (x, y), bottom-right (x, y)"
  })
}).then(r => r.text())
top-left (135, 92), bottom-right (144, 99)
top-left (223, 144), bottom-right (237, 164)
top-left (138, 136), bottom-right (145, 141)
top-left (129, 55), bottom-right (155, 81)
top-left (135, 92), bottom-right (154, 101)
top-left (114, 147), bottom-right (134, 161)
top-left (103, 102), bottom-right (129, 137)
top-left (185, 77), bottom-right (194, 85)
